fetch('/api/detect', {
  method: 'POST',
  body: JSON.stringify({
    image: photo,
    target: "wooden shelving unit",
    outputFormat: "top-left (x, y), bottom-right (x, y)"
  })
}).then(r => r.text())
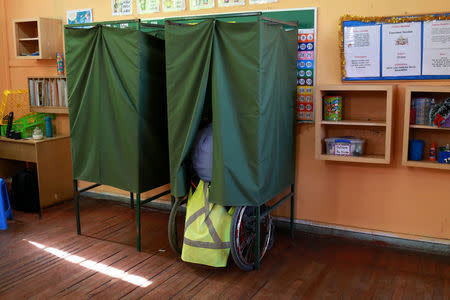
top-left (402, 86), bottom-right (450, 170)
top-left (315, 85), bottom-right (393, 164)
top-left (13, 17), bottom-right (62, 59)
top-left (28, 76), bottom-right (68, 114)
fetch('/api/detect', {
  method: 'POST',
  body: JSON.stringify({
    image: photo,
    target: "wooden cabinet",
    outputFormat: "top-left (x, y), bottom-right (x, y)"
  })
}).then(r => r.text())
top-left (315, 85), bottom-right (393, 164)
top-left (402, 86), bottom-right (450, 170)
top-left (28, 77), bottom-right (68, 114)
top-left (13, 17), bottom-right (63, 59)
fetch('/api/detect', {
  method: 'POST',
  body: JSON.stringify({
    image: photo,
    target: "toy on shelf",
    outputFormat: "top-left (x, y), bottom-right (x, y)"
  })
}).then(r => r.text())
top-left (430, 98), bottom-right (450, 128)
top-left (323, 96), bottom-right (343, 121)
top-left (429, 142), bottom-right (436, 161)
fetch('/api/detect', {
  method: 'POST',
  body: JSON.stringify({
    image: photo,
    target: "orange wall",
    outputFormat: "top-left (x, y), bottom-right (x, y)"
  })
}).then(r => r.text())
top-left (2, 0), bottom-right (450, 242)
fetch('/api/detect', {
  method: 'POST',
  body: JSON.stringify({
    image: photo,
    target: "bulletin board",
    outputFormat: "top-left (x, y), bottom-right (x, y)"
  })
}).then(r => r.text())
top-left (143, 7), bottom-right (317, 123)
top-left (340, 13), bottom-right (450, 81)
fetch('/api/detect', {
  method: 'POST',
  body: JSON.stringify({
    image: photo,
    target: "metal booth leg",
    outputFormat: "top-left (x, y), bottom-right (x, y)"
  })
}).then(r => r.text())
top-left (136, 193), bottom-right (141, 251)
top-left (73, 179), bottom-right (81, 235)
top-left (290, 184), bottom-right (295, 238)
top-left (130, 192), bottom-right (134, 209)
top-left (255, 205), bottom-right (260, 270)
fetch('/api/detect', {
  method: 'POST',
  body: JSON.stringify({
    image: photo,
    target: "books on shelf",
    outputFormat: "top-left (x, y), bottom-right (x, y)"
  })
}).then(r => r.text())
top-left (28, 77), bottom-right (68, 108)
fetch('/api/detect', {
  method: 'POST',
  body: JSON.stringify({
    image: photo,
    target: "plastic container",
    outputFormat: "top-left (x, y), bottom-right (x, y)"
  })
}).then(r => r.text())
top-left (323, 96), bottom-right (343, 121)
top-left (45, 116), bottom-right (52, 138)
top-left (408, 139), bottom-right (424, 161)
top-left (0, 113), bottom-right (55, 138)
top-left (438, 147), bottom-right (450, 164)
top-left (325, 137), bottom-right (365, 156)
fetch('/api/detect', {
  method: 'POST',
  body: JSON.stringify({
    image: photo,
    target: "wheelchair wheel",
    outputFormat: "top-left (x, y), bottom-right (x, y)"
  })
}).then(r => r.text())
top-left (230, 206), bottom-right (273, 271)
top-left (168, 197), bottom-right (187, 255)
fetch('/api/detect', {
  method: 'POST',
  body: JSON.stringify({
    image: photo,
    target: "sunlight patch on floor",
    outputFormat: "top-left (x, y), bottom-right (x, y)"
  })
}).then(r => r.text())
top-left (26, 240), bottom-right (152, 287)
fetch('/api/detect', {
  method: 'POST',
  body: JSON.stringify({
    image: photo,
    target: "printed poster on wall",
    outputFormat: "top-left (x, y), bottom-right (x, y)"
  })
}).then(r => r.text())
top-left (297, 29), bottom-right (315, 122)
top-left (137, 0), bottom-right (159, 13)
top-left (218, 0), bottom-right (245, 7)
top-left (163, 0), bottom-right (185, 11)
top-left (422, 20), bottom-right (450, 76)
top-left (190, 0), bottom-right (214, 10)
top-left (112, 0), bottom-right (133, 16)
top-left (382, 22), bottom-right (421, 77)
top-left (344, 25), bottom-right (381, 78)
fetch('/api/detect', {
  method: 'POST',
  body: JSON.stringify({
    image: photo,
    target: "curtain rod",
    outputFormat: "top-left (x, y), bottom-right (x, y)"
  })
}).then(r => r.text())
top-left (166, 12), bottom-right (262, 22)
top-left (65, 19), bottom-right (140, 28)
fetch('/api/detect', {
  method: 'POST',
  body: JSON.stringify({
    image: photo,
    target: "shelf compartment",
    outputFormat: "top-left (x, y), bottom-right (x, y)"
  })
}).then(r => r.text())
top-left (17, 39), bottom-right (39, 56)
top-left (315, 85), bottom-right (393, 164)
top-left (15, 20), bottom-right (38, 39)
top-left (402, 86), bottom-right (450, 170)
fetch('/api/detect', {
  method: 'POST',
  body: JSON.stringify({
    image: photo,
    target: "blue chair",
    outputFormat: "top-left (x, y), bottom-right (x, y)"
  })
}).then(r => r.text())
top-left (0, 178), bottom-right (13, 230)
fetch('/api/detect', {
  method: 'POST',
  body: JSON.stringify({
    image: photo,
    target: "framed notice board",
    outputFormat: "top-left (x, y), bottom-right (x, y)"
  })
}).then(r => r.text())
top-left (143, 7), bottom-right (317, 123)
top-left (340, 13), bottom-right (450, 81)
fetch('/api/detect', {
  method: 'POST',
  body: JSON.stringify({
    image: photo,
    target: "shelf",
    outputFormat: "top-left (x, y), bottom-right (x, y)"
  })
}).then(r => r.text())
top-left (318, 154), bottom-right (388, 164)
top-left (409, 125), bottom-right (450, 131)
top-left (30, 106), bottom-right (68, 114)
top-left (321, 120), bottom-right (386, 127)
top-left (405, 160), bottom-right (450, 170)
top-left (19, 37), bottom-right (39, 41)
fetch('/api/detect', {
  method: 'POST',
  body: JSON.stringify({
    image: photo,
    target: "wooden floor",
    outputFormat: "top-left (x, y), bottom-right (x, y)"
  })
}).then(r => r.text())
top-left (0, 197), bottom-right (449, 299)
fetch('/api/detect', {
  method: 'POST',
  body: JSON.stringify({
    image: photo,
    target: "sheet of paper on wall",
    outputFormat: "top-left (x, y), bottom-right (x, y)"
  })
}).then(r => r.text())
top-left (382, 22), bottom-right (421, 77)
top-left (249, 0), bottom-right (277, 4)
top-left (112, 0), bottom-right (133, 16)
top-left (138, 0), bottom-right (159, 13)
top-left (422, 20), bottom-right (450, 76)
top-left (218, 0), bottom-right (244, 7)
top-left (163, 0), bottom-right (185, 11)
top-left (344, 25), bottom-right (380, 78)
top-left (190, 0), bottom-right (214, 10)
top-left (66, 8), bottom-right (93, 24)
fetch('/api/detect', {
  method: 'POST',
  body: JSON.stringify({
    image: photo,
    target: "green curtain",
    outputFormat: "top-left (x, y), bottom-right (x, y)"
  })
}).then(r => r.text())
top-left (165, 20), bottom-right (214, 197)
top-left (165, 19), bottom-right (297, 206)
top-left (65, 25), bottom-right (169, 193)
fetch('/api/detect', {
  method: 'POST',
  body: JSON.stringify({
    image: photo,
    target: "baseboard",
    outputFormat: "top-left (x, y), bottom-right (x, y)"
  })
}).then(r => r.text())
top-left (81, 191), bottom-right (450, 256)
top-left (274, 217), bottom-right (450, 256)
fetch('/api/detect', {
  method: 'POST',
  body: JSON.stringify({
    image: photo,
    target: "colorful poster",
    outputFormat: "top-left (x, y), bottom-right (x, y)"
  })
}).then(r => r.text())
top-left (382, 22), bottom-right (421, 77)
top-left (249, 0), bottom-right (277, 3)
top-left (137, 0), bottom-right (159, 13)
top-left (344, 25), bottom-right (381, 78)
top-left (163, 0), bottom-right (185, 11)
top-left (66, 8), bottom-right (93, 24)
top-left (218, 0), bottom-right (244, 7)
top-left (422, 20), bottom-right (450, 76)
top-left (297, 29), bottom-right (315, 122)
top-left (112, 0), bottom-right (133, 16)
top-left (190, 0), bottom-right (214, 10)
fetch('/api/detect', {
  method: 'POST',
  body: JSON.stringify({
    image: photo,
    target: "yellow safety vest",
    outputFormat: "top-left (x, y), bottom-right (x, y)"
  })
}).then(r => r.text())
top-left (181, 180), bottom-right (232, 267)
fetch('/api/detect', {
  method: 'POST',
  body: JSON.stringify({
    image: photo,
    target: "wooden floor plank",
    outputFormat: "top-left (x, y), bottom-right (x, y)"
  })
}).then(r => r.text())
top-left (0, 198), bottom-right (448, 300)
